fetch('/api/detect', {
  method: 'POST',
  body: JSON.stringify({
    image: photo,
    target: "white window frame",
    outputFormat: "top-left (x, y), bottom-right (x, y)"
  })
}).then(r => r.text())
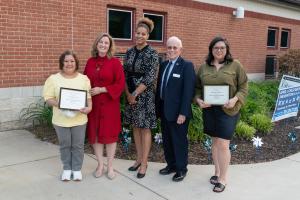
top-left (280, 29), bottom-right (290, 49)
top-left (267, 28), bottom-right (277, 48)
top-left (107, 8), bottom-right (133, 41)
top-left (143, 12), bottom-right (164, 43)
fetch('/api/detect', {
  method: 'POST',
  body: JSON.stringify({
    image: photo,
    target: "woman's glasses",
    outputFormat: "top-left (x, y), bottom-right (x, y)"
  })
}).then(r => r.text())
top-left (213, 46), bottom-right (226, 52)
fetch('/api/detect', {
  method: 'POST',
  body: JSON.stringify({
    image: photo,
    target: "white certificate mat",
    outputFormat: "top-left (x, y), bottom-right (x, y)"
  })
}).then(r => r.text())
top-left (204, 85), bottom-right (229, 105)
top-left (59, 87), bottom-right (87, 110)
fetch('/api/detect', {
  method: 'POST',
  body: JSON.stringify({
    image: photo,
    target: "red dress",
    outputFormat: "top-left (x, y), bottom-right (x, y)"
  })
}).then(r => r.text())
top-left (84, 56), bottom-right (125, 144)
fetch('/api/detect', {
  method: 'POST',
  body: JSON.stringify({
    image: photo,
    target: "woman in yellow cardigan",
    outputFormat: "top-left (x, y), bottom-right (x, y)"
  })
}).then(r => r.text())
top-left (43, 50), bottom-right (92, 181)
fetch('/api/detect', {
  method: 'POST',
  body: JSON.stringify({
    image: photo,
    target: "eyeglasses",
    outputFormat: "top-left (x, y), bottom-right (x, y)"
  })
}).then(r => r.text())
top-left (167, 46), bottom-right (179, 50)
top-left (213, 46), bottom-right (226, 51)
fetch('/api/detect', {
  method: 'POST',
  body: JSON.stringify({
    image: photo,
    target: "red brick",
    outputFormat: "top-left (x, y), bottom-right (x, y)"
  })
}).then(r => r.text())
top-left (1, 0), bottom-right (300, 88)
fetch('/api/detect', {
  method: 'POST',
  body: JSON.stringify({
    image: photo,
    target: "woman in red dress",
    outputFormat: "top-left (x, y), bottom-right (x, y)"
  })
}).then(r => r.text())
top-left (84, 33), bottom-right (125, 179)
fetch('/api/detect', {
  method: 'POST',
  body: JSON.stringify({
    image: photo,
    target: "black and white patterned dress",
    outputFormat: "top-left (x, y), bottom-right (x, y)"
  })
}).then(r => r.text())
top-left (123, 45), bottom-right (159, 129)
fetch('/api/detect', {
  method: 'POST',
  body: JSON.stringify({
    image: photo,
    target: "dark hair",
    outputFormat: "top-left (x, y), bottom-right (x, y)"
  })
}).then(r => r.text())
top-left (91, 33), bottom-right (115, 58)
top-left (59, 50), bottom-right (79, 70)
top-left (205, 36), bottom-right (233, 65)
top-left (137, 17), bottom-right (154, 34)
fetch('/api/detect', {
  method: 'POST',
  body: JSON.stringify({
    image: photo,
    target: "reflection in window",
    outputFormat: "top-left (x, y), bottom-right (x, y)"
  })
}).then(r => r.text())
top-left (280, 29), bottom-right (290, 48)
top-left (144, 13), bottom-right (164, 42)
top-left (267, 28), bottom-right (277, 48)
top-left (108, 8), bottom-right (132, 40)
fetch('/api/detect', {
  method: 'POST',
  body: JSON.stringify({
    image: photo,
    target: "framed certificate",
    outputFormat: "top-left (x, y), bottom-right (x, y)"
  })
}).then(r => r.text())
top-left (59, 87), bottom-right (87, 110)
top-left (204, 85), bottom-right (229, 105)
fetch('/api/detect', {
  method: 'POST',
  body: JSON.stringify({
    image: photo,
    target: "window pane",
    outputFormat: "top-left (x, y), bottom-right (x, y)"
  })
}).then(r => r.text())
top-left (108, 9), bottom-right (131, 39)
top-left (280, 31), bottom-right (289, 48)
top-left (267, 29), bottom-right (276, 47)
top-left (144, 14), bottom-right (163, 41)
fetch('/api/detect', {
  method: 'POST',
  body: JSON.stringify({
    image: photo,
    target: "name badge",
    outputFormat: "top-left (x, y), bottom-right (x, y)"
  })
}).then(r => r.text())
top-left (173, 74), bottom-right (180, 78)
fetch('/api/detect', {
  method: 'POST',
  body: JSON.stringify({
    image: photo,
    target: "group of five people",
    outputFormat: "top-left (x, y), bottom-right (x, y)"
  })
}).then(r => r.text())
top-left (43, 17), bottom-right (248, 193)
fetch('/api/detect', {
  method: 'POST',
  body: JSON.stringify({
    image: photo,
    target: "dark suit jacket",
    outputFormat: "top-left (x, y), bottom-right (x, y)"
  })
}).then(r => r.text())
top-left (156, 56), bottom-right (196, 121)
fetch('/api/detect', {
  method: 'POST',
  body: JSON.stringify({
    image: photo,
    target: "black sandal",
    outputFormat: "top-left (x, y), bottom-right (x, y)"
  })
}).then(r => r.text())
top-left (213, 183), bottom-right (226, 193)
top-left (209, 176), bottom-right (218, 185)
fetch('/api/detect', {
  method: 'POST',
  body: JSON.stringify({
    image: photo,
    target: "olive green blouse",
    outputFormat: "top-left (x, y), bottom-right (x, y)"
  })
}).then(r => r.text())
top-left (195, 60), bottom-right (248, 116)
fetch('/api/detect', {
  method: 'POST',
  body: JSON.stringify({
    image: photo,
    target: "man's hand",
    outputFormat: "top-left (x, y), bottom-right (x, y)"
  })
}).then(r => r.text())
top-left (177, 114), bottom-right (186, 124)
top-left (196, 98), bottom-right (211, 108)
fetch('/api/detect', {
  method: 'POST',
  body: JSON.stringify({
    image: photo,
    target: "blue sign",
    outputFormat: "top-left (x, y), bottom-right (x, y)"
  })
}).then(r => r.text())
top-left (272, 86), bottom-right (300, 122)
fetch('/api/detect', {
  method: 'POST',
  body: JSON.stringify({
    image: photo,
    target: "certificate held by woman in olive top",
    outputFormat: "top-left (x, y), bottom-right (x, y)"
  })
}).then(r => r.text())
top-left (204, 85), bottom-right (229, 105)
top-left (59, 87), bottom-right (87, 110)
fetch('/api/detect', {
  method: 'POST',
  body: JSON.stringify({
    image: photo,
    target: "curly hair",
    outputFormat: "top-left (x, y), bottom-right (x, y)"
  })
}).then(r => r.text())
top-left (137, 17), bottom-right (154, 33)
top-left (206, 36), bottom-right (233, 65)
top-left (59, 50), bottom-right (79, 71)
top-left (91, 33), bottom-right (115, 58)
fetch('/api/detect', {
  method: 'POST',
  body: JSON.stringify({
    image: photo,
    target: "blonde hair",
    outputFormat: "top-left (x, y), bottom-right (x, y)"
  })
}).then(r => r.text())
top-left (137, 17), bottom-right (154, 33)
top-left (91, 33), bottom-right (115, 58)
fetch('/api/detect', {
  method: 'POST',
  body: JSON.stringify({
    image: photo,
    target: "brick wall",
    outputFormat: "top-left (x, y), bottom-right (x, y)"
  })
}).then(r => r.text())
top-left (1, 0), bottom-right (300, 88)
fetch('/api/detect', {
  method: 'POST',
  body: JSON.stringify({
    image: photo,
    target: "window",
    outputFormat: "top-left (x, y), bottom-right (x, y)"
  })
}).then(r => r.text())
top-left (144, 12), bottom-right (164, 42)
top-left (265, 55), bottom-right (276, 77)
top-left (267, 27), bottom-right (278, 48)
top-left (280, 29), bottom-right (290, 48)
top-left (107, 8), bottom-right (132, 40)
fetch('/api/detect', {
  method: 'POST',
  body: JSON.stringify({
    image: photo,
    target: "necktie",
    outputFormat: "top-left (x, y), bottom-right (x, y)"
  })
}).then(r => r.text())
top-left (161, 61), bottom-right (172, 99)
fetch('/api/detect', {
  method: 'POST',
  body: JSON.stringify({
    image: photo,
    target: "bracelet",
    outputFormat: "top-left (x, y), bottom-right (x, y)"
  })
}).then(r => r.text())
top-left (131, 91), bottom-right (138, 97)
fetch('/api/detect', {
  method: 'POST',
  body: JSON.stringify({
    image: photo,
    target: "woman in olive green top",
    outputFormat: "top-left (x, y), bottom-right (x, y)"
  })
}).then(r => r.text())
top-left (195, 36), bottom-right (248, 193)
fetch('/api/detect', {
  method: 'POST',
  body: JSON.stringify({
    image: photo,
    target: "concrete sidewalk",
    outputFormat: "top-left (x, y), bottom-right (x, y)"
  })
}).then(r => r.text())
top-left (1, 130), bottom-right (300, 200)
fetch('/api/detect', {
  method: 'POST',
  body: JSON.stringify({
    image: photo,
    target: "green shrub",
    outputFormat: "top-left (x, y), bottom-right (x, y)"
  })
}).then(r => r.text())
top-left (235, 120), bottom-right (256, 140)
top-left (240, 99), bottom-right (268, 121)
top-left (188, 104), bottom-right (205, 142)
top-left (240, 81), bottom-right (279, 121)
top-left (248, 113), bottom-right (273, 134)
top-left (19, 98), bottom-right (52, 127)
top-left (278, 49), bottom-right (300, 77)
top-left (257, 80), bottom-right (279, 111)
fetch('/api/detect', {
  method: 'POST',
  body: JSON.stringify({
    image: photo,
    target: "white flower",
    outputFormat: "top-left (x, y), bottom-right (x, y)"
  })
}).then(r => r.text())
top-left (154, 133), bottom-right (163, 144)
top-left (252, 136), bottom-right (263, 148)
top-left (122, 128), bottom-right (130, 133)
top-left (126, 137), bottom-right (132, 144)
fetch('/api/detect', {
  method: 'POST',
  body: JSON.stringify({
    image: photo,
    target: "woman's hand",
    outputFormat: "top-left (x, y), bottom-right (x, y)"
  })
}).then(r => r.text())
top-left (79, 107), bottom-right (92, 114)
top-left (90, 87), bottom-right (106, 96)
top-left (46, 98), bottom-right (59, 107)
top-left (127, 94), bottom-right (138, 105)
top-left (196, 98), bottom-right (211, 108)
top-left (223, 96), bottom-right (238, 109)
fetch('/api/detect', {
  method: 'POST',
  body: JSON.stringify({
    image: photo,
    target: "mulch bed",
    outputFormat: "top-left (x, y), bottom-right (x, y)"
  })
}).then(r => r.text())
top-left (29, 117), bottom-right (300, 165)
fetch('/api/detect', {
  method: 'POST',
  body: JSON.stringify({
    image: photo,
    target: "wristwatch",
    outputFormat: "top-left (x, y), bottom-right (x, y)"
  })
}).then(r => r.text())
top-left (131, 91), bottom-right (138, 97)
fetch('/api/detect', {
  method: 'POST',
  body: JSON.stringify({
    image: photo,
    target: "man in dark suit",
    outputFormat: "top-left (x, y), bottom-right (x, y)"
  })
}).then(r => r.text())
top-left (156, 36), bottom-right (196, 182)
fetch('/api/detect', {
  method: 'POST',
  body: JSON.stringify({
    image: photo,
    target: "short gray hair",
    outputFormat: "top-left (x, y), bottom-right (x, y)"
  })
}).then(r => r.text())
top-left (167, 36), bottom-right (183, 48)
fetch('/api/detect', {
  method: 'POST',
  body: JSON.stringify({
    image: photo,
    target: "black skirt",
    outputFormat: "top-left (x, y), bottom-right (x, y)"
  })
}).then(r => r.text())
top-left (202, 106), bottom-right (239, 140)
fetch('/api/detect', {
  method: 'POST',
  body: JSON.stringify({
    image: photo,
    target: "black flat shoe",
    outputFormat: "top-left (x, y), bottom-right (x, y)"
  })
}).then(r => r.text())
top-left (137, 165), bottom-right (147, 179)
top-left (128, 163), bottom-right (141, 171)
top-left (137, 172), bottom-right (145, 179)
top-left (172, 171), bottom-right (187, 182)
top-left (159, 166), bottom-right (176, 175)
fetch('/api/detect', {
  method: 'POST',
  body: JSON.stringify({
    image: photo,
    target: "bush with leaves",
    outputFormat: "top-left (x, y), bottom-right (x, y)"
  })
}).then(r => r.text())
top-left (257, 80), bottom-right (279, 111)
top-left (248, 113), bottom-right (273, 134)
top-left (19, 98), bottom-right (52, 127)
top-left (235, 120), bottom-right (256, 140)
top-left (188, 104), bottom-right (205, 142)
top-left (240, 81), bottom-right (278, 121)
top-left (278, 49), bottom-right (300, 78)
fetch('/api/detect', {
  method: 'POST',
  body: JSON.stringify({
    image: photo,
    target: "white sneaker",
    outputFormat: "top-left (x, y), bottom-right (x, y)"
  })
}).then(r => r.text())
top-left (61, 170), bottom-right (72, 181)
top-left (72, 171), bottom-right (82, 181)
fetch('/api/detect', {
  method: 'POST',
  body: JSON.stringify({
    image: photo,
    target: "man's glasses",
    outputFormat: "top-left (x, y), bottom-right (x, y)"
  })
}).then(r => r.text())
top-left (167, 46), bottom-right (179, 50)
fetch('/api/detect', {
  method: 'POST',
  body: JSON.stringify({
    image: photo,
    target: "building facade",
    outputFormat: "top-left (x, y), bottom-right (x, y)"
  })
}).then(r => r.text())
top-left (1, 0), bottom-right (300, 129)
